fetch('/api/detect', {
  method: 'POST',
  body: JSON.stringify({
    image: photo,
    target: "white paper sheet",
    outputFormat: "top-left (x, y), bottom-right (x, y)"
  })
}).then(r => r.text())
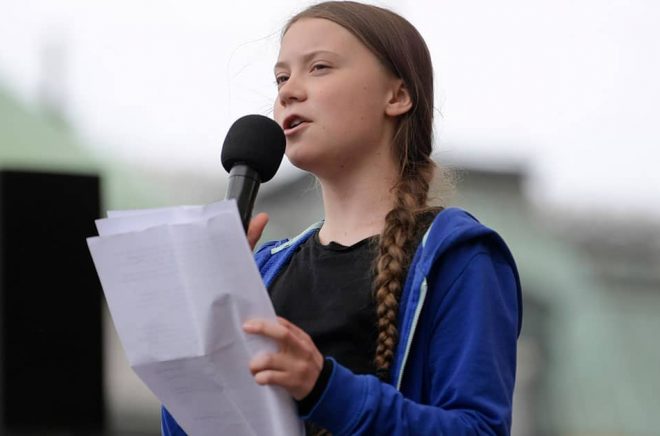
top-left (87, 200), bottom-right (303, 436)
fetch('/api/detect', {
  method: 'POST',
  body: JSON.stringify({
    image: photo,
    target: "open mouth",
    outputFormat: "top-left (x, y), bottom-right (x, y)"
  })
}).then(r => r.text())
top-left (283, 115), bottom-right (311, 134)
top-left (289, 119), bottom-right (305, 129)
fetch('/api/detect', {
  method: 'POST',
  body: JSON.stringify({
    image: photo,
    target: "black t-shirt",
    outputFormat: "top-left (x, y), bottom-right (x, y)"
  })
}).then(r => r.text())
top-left (267, 210), bottom-right (440, 429)
top-left (269, 230), bottom-right (380, 376)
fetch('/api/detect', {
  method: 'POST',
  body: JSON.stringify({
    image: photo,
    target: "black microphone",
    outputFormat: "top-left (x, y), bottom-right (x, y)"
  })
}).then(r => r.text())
top-left (221, 114), bottom-right (286, 233)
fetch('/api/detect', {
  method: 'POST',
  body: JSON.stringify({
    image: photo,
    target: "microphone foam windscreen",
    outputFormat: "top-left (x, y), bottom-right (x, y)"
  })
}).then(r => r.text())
top-left (221, 114), bottom-right (286, 182)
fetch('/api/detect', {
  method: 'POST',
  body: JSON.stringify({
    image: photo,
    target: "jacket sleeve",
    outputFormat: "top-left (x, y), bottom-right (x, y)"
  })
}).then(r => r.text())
top-left (161, 406), bottom-right (186, 436)
top-left (303, 243), bottom-right (521, 435)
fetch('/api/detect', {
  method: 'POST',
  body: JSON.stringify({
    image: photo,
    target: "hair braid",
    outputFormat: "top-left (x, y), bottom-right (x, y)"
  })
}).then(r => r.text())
top-left (373, 172), bottom-right (430, 378)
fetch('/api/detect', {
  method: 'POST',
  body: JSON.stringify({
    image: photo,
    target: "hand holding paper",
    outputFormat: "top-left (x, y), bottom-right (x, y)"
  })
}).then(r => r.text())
top-left (87, 200), bottom-right (303, 436)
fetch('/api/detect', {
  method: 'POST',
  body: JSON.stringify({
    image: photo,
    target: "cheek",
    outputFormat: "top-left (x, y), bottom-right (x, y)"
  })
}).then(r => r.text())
top-left (273, 101), bottom-right (283, 124)
top-left (322, 84), bottom-right (378, 125)
top-left (338, 86), bottom-right (385, 136)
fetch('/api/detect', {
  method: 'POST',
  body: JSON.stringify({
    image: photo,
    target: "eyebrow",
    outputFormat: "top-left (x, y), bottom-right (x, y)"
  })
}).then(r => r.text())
top-left (274, 50), bottom-right (339, 72)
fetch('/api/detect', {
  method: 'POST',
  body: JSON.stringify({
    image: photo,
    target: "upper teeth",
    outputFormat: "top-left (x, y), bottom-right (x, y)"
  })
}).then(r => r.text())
top-left (290, 119), bottom-right (303, 128)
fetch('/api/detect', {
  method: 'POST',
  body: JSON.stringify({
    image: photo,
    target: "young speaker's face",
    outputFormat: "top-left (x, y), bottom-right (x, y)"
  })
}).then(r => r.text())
top-left (273, 18), bottom-right (397, 178)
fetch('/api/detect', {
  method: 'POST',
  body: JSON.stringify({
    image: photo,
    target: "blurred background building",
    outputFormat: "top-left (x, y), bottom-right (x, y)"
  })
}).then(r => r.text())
top-left (1, 0), bottom-right (658, 435)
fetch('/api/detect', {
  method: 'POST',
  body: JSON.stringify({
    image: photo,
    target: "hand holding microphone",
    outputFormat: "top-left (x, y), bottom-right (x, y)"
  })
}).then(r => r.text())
top-left (221, 115), bottom-right (285, 240)
top-left (247, 213), bottom-right (269, 251)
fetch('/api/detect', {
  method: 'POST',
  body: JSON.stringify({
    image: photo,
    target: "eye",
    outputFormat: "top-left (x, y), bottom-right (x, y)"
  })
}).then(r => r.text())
top-left (311, 63), bottom-right (330, 72)
top-left (275, 74), bottom-right (289, 86)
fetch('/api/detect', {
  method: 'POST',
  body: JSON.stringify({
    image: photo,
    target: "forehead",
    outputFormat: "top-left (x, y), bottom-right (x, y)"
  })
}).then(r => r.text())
top-left (277, 18), bottom-right (365, 63)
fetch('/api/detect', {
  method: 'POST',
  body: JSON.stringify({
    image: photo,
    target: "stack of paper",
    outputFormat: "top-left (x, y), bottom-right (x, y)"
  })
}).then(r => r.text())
top-left (87, 200), bottom-right (303, 436)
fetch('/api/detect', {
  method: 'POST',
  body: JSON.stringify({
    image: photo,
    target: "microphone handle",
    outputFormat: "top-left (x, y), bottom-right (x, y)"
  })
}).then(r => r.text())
top-left (225, 164), bottom-right (261, 233)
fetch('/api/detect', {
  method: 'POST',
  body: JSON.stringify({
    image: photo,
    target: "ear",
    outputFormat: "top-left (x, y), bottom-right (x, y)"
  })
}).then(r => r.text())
top-left (385, 79), bottom-right (413, 117)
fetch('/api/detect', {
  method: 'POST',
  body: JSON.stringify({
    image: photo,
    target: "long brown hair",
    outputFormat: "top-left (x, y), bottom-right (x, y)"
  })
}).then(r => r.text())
top-left (283, 1), bottom-right (437, 380)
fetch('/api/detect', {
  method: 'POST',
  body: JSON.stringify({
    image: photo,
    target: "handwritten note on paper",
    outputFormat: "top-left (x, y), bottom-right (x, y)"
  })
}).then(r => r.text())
top-left (87, 200), bottom-right (303, 436)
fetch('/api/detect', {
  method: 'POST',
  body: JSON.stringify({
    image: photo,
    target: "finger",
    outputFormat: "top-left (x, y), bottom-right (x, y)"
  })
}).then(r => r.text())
top-left (253, 369), bottom-right (294, 390)
top-left (276, 317), bottom-right (309, 342)
top-left (247, 212), bottom-right (269, 250)
top-left (248, 351), bottom-right (291, 374)
top-left (243, 319), bottom-right (292, 343)
top-left (253, 368), bottom-right (317, 401)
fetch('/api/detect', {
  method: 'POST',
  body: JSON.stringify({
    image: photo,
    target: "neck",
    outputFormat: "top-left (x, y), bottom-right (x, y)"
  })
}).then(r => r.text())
top-left (317, 153), bottom-right (399, 246)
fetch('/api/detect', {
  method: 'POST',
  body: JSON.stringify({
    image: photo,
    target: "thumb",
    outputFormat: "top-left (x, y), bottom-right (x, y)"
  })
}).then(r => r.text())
top-left (247, 212), bottom-right (269, 251)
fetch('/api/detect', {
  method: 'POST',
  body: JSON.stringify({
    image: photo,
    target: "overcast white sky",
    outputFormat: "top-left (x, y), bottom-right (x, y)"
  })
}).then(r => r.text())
top-left (1, 0), bottom-right (658, 217)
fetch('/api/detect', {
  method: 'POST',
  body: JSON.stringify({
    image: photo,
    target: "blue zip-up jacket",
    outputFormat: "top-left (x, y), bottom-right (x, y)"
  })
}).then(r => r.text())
top-left (161, 207), bottom-right (522, 435)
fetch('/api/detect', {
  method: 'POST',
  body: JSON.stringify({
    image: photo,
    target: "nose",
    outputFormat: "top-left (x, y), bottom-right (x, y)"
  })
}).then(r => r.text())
top-left (277, 74), bottom-right (307, 107)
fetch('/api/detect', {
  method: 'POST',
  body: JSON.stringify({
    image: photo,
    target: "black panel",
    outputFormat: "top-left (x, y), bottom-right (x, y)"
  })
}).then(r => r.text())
top-left (0, 170), bottom-right (104, 434)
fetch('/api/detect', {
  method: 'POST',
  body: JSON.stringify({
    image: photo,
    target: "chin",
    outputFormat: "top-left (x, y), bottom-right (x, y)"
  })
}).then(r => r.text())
top-left (286, 154), bottom-right (315, 173)
top-left (285, 144), bottom-right (315, 173)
